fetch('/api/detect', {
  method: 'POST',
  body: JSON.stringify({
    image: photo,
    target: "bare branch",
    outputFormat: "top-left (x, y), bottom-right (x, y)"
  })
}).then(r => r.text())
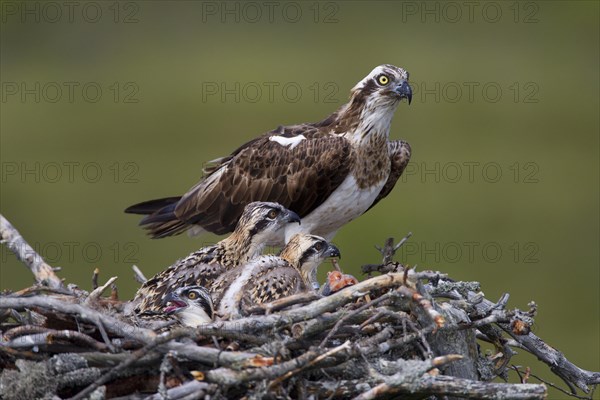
top-left (0, 214), bottom-right (64, 289)
top-left (132, 265), bottom-right (148, 284)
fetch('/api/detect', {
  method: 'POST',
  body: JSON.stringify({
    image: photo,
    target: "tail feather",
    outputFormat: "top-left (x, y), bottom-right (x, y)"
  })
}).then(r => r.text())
top-left (125, 197), bottom-right (190, 238)
top-left (143, 218), bottom-right (190, 238)
top-left (124, 197), bottom-right (182, 215)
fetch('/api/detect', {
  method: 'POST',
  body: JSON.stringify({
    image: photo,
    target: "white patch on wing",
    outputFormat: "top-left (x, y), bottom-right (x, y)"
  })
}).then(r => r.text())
top-left (284, 175), bottom-right (386, 243)
top-left (269, 134), bottom-right (306, 149)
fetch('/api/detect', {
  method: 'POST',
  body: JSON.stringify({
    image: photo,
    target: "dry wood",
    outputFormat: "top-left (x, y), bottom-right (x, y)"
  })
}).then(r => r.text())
top-left (1, 218), bottom-right (597, 399)
top-left (1, 214), bottom-right (64, 289)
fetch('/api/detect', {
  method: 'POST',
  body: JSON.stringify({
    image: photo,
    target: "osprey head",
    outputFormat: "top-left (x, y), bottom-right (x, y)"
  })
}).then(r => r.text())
top-left (163, 285), bottom-right (214, 327)
top-left (281, 233), bottom-right (341, 289)
top-left (238, 202), bottom-right (301, 249)
top-left (351, 64), bottom-right (412, 106)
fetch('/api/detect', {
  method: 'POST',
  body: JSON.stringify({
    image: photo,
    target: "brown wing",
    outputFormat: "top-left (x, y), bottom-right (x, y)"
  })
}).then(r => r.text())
top-left (174, 126), bottom-right (352, 235)
top-left (366, 140), bottom-right (411, 211)
top-left (133, 246), bottom-right (222, 314)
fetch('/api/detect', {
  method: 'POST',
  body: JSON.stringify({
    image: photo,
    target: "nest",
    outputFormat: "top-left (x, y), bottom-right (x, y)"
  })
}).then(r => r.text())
top-left (1, 219), bottom-right (598, 400)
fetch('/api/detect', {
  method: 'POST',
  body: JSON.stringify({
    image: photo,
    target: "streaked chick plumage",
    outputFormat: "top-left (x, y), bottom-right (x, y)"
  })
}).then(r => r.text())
top-left (211, 233), bottom-right (340, 319)
top-left (130, 202), bottom-right (300, 315)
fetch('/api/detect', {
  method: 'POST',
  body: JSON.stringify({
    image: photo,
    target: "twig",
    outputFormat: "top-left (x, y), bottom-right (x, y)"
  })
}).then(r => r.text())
top-left (319, 291), bottom-right (393, 348)
top-left (85, 276), bottom-right (118, 304)
top-left (469, 292), bottom-right (600, 393)
top-left (0, 295), bottom-right (154, 343)
top-left (269, 341), bottom-right (352, 389)
top-left (67, 329), bottom-right (190, 400)
top-left (511, 365), bottom-right (597, 400)
top-left (245, 291), bottom-right (321, 315)
top-left (196, 273), bottom-right (408, 336)
top-left (132, 265), bottom-right (148, 284)
top-left (374, 232), bottom-right (412, 264)
top-left (142, 380), bottom-right (216, 400)
top-left (353, 373), bottom-right (546, 400)
top-left (6, 329), bottom-right (109, 352)
top-left (0, 214), bottom-right (64, 289)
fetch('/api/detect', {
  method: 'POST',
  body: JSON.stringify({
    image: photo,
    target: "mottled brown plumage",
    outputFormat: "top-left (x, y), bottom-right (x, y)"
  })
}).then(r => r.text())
top-left (369, 139), bottom-right (411, 210)
top-left (129, 202), bottom-right (300, 315)
top-left (125, 64), bottom-right (412, 242)
top-left (211, 234), bottom-right (340, 319)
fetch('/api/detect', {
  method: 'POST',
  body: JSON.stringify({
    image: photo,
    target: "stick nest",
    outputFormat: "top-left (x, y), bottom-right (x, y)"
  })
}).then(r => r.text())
top-left (1, 233), bottom-right (598, 400)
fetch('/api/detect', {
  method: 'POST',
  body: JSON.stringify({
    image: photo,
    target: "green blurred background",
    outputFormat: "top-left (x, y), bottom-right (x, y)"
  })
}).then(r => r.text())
top-left (1, 1), bottom-right (598, 397)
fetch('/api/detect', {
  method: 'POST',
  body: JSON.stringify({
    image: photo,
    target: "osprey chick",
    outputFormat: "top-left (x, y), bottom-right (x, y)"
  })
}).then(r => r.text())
top-left (130, 202), bottom-right (300, 315)
top-left (126, 64), bottom-right (412, 243)
top-left (162, 286), bottom-right (214, 327)
top-left (211, 233), bottom-right (340, 319)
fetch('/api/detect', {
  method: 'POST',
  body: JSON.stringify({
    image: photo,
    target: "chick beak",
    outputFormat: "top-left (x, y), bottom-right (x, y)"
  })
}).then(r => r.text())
top-left (324, 243), bottom-right (341, 259)
top-left (163, 292), bottom-right (186, 314)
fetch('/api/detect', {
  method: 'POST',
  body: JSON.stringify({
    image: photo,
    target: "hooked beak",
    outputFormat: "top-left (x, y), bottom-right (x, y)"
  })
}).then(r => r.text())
top-left (285, 209), bottom-right (301, 225)
top-left (163, 292), bottom-right (187, 314)
top-left (324, 243), bottom-right (341, 259)
top-left (395, 80), bottom-right (412, 104)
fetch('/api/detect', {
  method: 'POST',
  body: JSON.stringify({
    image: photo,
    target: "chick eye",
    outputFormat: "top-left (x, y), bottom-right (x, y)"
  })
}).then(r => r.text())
top-left (267, 209), bottom-right (279, 219)
top-left (377, 74), bottom-right (389, 86)
top-left (187, 291), bottom-right (198, 300)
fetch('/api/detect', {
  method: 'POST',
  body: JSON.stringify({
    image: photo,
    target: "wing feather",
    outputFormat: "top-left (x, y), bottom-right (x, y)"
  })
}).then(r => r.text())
top-left (248, 266), bottom-right (305, 305)
top-left (174, 128), bottom-right (352, 234)
top-left (133, 247), bottom-right (221, 314)
top-left (366, 140), bottom-right (411, 211)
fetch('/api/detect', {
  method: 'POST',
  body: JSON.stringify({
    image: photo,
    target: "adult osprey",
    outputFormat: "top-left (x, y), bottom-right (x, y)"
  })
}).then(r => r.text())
top-left (130, 202), bottom-right (300, 315)
top-left (126, 64), bottom-right (412, 243)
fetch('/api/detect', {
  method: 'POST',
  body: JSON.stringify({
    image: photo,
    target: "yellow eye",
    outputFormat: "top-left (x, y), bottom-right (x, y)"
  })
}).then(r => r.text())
top-left (377, 75), bottom-right (389, 86)
top-left (267, 209), bottom-right (279, 219)
top-left (314, 242), bottom-right (323, 251)
top-left (187, 291), bottom-right (198, 300)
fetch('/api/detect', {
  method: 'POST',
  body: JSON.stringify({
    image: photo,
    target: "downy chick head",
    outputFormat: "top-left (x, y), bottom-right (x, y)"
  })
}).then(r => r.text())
top-left (163, 286), bottom-right (214, 327)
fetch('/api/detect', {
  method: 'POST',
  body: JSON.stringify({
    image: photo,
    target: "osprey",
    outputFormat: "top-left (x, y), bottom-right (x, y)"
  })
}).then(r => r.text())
top-left (130, 202), bottom-right (300, 315)
top-left (211, 233), bottom-right (340, 319)
top-left (125, 64), bottom-right (412, 243)
top-left (162, 286), bottom-right (214, 327)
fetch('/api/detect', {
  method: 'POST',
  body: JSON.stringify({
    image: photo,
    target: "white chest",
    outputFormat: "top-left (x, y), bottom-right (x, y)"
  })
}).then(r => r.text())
top-left (285, 174), bottom-right (386, 242)
top-left (217, 255), bottom-right (278, 319)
